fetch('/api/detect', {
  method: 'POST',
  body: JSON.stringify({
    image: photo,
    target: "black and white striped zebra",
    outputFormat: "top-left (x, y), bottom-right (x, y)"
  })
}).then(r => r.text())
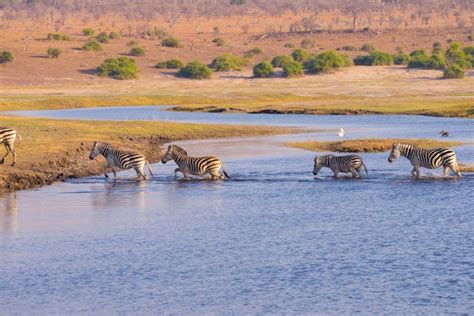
top-left (0, 127), bottom-right (21, 167)
top-left (161, 144), bottom-right (230, 180)
top-left (388, 142), bottom-right (461, 178)
top-left (89, 141), bottom-right (153, 180)
top-left (313, 154), bottom-right (368, 178)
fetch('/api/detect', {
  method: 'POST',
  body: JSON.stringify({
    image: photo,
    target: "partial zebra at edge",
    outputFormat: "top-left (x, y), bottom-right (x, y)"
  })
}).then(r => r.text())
top-left (0, 126), bottom-right (21, 167)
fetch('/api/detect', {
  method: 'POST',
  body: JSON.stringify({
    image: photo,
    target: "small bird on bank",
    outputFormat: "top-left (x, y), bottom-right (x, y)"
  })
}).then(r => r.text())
top-left (337, 128), bottom-right (345, 137)
top-left (439, 130), bottom-right (449, 137)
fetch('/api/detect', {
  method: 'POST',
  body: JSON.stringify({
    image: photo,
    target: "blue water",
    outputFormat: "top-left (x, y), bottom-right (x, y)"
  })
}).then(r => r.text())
top-left (1, 108), bottom-right (473, 314)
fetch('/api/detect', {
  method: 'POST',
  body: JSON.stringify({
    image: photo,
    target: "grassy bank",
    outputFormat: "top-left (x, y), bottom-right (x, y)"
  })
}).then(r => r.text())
top-left (0, 116), bottom-right (288, 192)
top-left (287, 138), bottom-right (464, 153)
top-left (1, 93), bottom-right (473, 118)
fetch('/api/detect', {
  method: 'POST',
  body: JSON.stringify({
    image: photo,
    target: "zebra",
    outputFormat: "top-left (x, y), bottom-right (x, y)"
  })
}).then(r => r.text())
top-left (388, 142), bottom-right (461, 178)
top-left (89, 141), bottom-right (153, 180)
top-left (313, 154), bottom-right (368, 178)
top-left (0, 127), bottom-right (21, 167)
top-left (161, 144), bottom-right (231, 180)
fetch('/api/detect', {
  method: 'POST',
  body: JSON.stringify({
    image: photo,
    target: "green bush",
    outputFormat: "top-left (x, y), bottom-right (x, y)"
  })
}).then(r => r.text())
top-left (210, 53), bottom-right (246, 71)
top-left (284, 43), bottom-right (295, 48)
top-left (407, 50), bottom-right (430, 68)
top-left (82, 28), bottom-right (94, 36)
top-left (360, 43), bottom-right (375, 52)
top-left (301, 39), bottom-right (314, 49)
top-left (355, 51), bottom-right (396, 66)
top-left (130, 47), bottom-right (145, 56)
top-left (253, 61), bottom-right (273, 78)
top-left (96, 32), bottom-right (110, 44)
top-left (432, 42), bottom-right (442, 55)
top-left (443, 64), bottom-right (464, 79)
top-left (445, 42), bottom-right (468, 68)
top-left (109, 31), bottom-right (120, 39)
top-left (463, 46), bottom-right (474, 67)
top-left (82, 40), bottom-right (103, 51)
top-left (305, 51), bottom-right (351, 73)
top-left (0, 51), bottom-right (13, 64)
top-left (47, 47), bottom-right (61, 58)
top-left (47, 33), bottom-right (71, 41)
top-left (161, 37), bottom-right (181, 48)
top-left (155, 59), bottom-right (184, 69)
top-left (177, 61), bottom-right (212, 79)
top-left (394, 53), bottom-right (410, 65)
top-left (339, 45), bottom-right (357, 51)
top-left (271, 55), bottom-right (294, 68)
top-left (212, 37), bottom-right (225, 46)
top-left (97, 57), bottom-right (138, 80)
top-left (407, 49), bottom-right (445, 69)
top-left (426, 54), bottom-right (445, 70)
top-left (283, 60), bottom-right (303, 78)
top-left (244, 47), bottom-right (263, 58)
top-left (127, 40), bottom-right (138, 47)
top-left (291, 48), bottom-right (309, 62)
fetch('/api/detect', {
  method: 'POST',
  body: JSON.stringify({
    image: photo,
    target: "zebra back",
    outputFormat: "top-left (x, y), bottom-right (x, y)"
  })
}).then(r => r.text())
top-left (0, 127), bottom-right (18, 143)
top-left (395, 143), bottom-right (458, 169)
top-left (96, 142), bottom-right (147, 169)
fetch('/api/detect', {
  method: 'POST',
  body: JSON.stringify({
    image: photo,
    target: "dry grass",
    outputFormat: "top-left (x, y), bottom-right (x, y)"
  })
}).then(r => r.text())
top-left (2, 67), bottom-right (473, 117)
top-left (287, 138), bottom-right (464, 153)
top-left (459, 164), bottom-right (474, 172)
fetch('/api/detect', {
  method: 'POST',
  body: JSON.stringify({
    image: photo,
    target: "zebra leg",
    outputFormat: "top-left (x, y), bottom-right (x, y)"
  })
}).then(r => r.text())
top-left (413, 166), bottom-right (421, 179)
top-left (10, 145), bottom-right (16, 166)
top-left (174, 168), bottom-right (182, 178)
top-left (350, 168), bottom-right (358, 178)
top-left (1, 143), bottom-right (11, 164)
top-left (103, 165), bottom-right (110, 178)
top-left (443, 166), bottom-right (450, 177)
top-left (448, 164), bottom-right (462, 178)
top-left (332, 169), bottom-right (339, 178)
top-left (135, 168), bottom-right (147, 180)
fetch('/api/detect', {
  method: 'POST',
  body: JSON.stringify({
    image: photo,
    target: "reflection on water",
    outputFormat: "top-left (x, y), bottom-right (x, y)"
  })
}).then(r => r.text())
top-left (0, 192), bottom-right (17, 233)
top-left (0, 109), bottom-right (473, 314)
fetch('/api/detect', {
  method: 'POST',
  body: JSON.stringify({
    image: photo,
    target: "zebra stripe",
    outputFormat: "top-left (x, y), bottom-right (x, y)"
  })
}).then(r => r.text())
top-left (388, 143), bottom-right (461, 178)
top-left (161, 144), bottom-right (230, 180)
top-left (89, 141), bottom-right (153, 180)
top-left (313, 154), bottom-right (367, 178)
top-left (0, 126), bottom-right (21, 166)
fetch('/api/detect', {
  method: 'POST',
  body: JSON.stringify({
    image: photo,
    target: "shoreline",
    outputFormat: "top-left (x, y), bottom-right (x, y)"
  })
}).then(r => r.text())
top-left (0, 116), bottom-right (288, 193)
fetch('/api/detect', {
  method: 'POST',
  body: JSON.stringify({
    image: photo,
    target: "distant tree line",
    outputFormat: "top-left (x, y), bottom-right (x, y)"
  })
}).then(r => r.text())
top-left (0, 0), bottom-right (472, 22)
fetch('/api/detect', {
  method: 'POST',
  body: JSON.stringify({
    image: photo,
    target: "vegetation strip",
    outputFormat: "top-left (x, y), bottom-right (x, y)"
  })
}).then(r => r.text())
top-left (0, 116), bottom-right (289, 192)
top-left (286, 139), bottom-right (464, 153)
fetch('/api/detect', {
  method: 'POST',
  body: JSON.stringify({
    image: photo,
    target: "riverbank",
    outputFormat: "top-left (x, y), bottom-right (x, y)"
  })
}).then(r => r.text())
top-left (0, 116), bottom-right (288, 192)
top-left (286, 138), bottom-right (464, 153)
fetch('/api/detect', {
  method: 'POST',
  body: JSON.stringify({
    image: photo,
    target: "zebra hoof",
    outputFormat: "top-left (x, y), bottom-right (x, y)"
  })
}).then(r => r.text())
top-left (0, 158), bottom-right (4, 164)
top-left (11, 162), bottom-right (15, 167)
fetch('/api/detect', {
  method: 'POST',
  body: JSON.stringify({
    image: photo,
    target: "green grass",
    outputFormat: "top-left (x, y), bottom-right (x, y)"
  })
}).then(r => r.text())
top-left (287, 138), bottom-right (464, 153)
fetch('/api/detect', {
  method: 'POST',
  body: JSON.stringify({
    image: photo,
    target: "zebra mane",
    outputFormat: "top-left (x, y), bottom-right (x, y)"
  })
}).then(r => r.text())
top-left (170, 144), bottom-right (188, 156)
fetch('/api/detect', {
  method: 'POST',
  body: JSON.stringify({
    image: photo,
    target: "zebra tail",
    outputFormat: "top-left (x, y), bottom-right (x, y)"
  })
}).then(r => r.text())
top-left (362, 162), bottom-right (368, 175)
top-left (16, 132), bottom-right (23, 141)
top-left (221, 162), bottom-right (231, 179)
top-left (146, 161), bottom-right (154, 177)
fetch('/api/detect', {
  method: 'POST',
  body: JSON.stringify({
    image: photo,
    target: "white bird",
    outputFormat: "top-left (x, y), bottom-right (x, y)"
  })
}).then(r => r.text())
top-left (337, 128), bottom-right (345, 137)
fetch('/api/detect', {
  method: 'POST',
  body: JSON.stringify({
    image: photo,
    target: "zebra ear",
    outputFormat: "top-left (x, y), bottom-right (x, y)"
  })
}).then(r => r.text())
top-left (168, 145), bottom-right (172, 150)
top-left (93, 141), bottom-right (97, 146)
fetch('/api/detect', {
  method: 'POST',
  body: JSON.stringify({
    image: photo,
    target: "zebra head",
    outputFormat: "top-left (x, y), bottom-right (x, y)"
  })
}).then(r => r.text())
top-left (161, 145), bottom-right (186, 164)
top-left (388, 143), bottom-right (401, 163)
top-left (313, 155), bottom-right (334, 175)
top-left (89, 141), bottom-right (101, 160)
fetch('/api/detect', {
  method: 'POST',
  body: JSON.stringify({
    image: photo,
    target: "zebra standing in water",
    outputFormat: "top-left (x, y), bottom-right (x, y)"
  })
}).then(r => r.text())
top-left (161, 144), bottom-right (231, 180)
top-left (388, 143), bottom-right (461, 178)
top-left (0, 127), bottom-right (21, 166)
top-left (89, 141), bottom-right (153, 180)
top-left (313, 154), bottom-right (368, 178)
